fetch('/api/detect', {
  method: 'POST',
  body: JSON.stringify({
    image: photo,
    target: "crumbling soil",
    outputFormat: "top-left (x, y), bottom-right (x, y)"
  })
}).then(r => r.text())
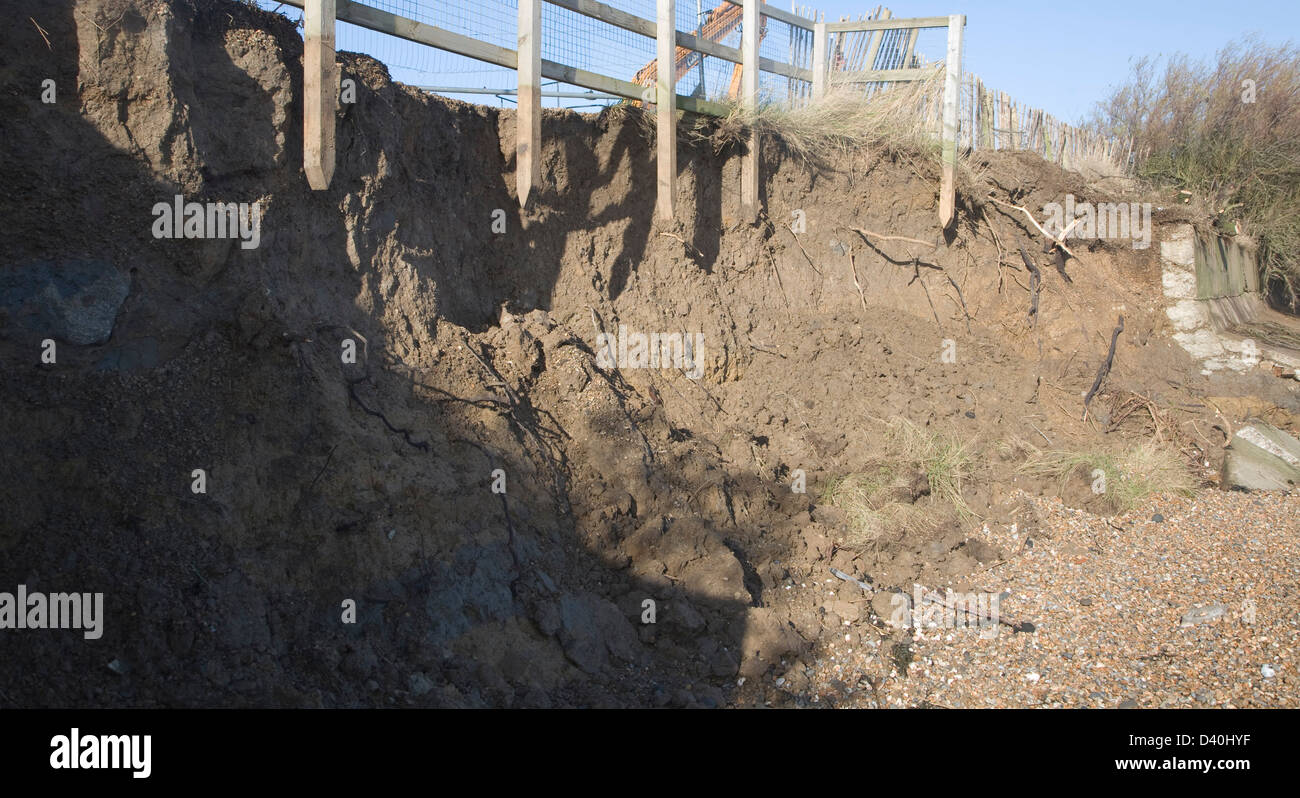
top-left (1, 0), bottom-right (1296, 707)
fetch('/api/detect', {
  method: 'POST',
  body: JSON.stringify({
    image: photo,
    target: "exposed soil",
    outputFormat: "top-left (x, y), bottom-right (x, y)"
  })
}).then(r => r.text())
top-left (1, 0), bottom-right (1296, 707)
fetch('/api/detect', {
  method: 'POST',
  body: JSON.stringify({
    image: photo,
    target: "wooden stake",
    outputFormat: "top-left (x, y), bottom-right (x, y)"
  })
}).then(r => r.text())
top-left (517, 0), bottom-right (541, 208)
top-left (812, 21), bottom-right (828, 100)
top-left (303, 0), bottom-right (336, 190)
top-left (740, 0), bottom-right (759, 222)
top-left (938, 14), bottom-right (964, 229)
top-left (656, 0), bottom-right (676, 221)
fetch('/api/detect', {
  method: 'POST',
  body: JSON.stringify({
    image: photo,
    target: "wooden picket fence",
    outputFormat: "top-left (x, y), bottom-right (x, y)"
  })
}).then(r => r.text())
top-left (963, 74), bottom-right (1134, 175)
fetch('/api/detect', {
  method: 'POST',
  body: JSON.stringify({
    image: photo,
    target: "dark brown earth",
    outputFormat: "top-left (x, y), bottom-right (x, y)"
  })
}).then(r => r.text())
top-left (1, 0), bottom-right (1297, 707)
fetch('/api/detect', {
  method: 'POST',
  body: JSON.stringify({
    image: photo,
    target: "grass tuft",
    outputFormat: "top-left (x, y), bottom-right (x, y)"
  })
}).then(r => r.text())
top-left (694, 74), bottom-right (948, 166)
top-left (820, 417), bottom-right (975, 548)
top-left (1018, 439), bottom-right (1196, 514)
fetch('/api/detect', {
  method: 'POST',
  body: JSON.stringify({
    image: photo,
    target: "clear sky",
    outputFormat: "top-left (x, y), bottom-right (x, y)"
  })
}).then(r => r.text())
top-left (816, 0), bottom-right (1300, 122)
top-left (263, 1), bottom-right (1298, 123)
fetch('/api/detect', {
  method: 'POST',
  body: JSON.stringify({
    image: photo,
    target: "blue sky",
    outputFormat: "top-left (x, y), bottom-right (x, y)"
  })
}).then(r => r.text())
top-left (264, 1), bottom-right (1298, 123)
top-left (825, 0), bottom-right (1300, 122)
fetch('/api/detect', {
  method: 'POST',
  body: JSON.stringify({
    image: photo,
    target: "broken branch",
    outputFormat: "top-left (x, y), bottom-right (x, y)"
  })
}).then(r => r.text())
top-left (988, 195), bottom-right (1079, 259)
top-left (1019, 246), bottom-right (1042, 326)
top-left (1083, 315), bottom-right (1125, 417)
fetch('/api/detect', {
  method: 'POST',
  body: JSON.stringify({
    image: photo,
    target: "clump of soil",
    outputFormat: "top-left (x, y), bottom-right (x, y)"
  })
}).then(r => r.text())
top-left (1, 0), bottom-right (1296, 708)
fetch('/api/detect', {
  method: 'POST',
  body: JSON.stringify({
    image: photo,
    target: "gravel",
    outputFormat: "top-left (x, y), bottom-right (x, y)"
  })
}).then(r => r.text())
top-left (802, 490), bottom-right (1300, 708)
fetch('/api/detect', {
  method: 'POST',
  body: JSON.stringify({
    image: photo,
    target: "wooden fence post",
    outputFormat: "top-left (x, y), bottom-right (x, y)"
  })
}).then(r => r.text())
top-left (938, 14), bottom-right (963, 229)
top-left (656, 0), bottom-right (676, 221)
top-left (517, 0), bottom-right (542, 207)
top-left (740, 0), bottom-right (759, 222)
top-left (980, 80), bottom-right (993, 150)
top-left (304, 0), bottom-right (336, 190)
top-left (812, 21), bottom-right (828, 100)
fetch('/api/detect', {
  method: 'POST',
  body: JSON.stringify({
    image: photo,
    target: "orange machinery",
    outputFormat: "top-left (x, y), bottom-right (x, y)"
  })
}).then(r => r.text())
top-left (634, 2), bottom-right (765, 101)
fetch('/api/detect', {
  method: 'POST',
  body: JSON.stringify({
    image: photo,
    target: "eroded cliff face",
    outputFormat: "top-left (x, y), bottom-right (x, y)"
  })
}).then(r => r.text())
top-left (3, 0), bottom-right (1287, 708)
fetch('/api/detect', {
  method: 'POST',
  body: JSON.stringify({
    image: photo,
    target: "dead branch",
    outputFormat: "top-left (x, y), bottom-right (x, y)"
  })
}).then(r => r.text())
top-left (1019, 247), bottom-right (1042, 326)
top-left (1052, 247), bottom-right (1072, 284)
top-left (988, 195), bottom-right (1079, 259)
top-left (1083, 315), bottom-right (1124, 418)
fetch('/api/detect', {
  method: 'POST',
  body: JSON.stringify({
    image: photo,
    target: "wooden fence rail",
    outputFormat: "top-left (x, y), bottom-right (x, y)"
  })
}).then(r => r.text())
top-left (283, 1), bottom-right (965, 227)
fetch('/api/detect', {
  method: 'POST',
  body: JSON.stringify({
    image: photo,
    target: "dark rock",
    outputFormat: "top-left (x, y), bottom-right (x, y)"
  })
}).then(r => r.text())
top-left (0, 259), bottom-right (129, 345)
top-left (557, 593), bottom-right (640, 675)
top-left (709, 648), bottom-right (738, 677)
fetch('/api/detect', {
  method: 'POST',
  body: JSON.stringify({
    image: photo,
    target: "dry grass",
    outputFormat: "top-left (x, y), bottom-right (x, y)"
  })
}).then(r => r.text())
top-left (885, 417), bottom-right (975, 518)
top-left (821, 417), bottom-right (975, 548)
top-left (1017, 439), bottom-right (1197, 514)
top-left (600, 100), bottom-right (657, 142)
top-left (820, 465), bottom-right (937, 547)
top-left (695, 73), bottom-right (947, 165)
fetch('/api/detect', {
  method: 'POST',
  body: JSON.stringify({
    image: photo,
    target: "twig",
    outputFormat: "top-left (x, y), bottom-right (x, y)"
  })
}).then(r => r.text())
top-left (783, 224), bottom-right (822, 276)
top-left (945, 273), bottom-right (972, 334)
top-left (1028, 422), bottom-right (1051, 445)
top-left (308, 445), bottom-right (339, 492)
top-left (848, 252), bottom-right (868, 311)
top-left (29, 17), bottom-right (51, 49)
top-left (853, 227), bottom-right (936, 249)
top-left (658, 231), bottom-right (703, 259)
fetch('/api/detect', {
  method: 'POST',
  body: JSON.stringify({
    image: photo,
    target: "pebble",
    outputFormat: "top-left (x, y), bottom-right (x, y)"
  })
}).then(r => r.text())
top-left (799, 491), bottom-right (1300, 708)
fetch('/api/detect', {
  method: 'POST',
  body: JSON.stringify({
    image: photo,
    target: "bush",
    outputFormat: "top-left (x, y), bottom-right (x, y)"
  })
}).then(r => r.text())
top-left (1087, 37), bottom-right (1300, 309)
